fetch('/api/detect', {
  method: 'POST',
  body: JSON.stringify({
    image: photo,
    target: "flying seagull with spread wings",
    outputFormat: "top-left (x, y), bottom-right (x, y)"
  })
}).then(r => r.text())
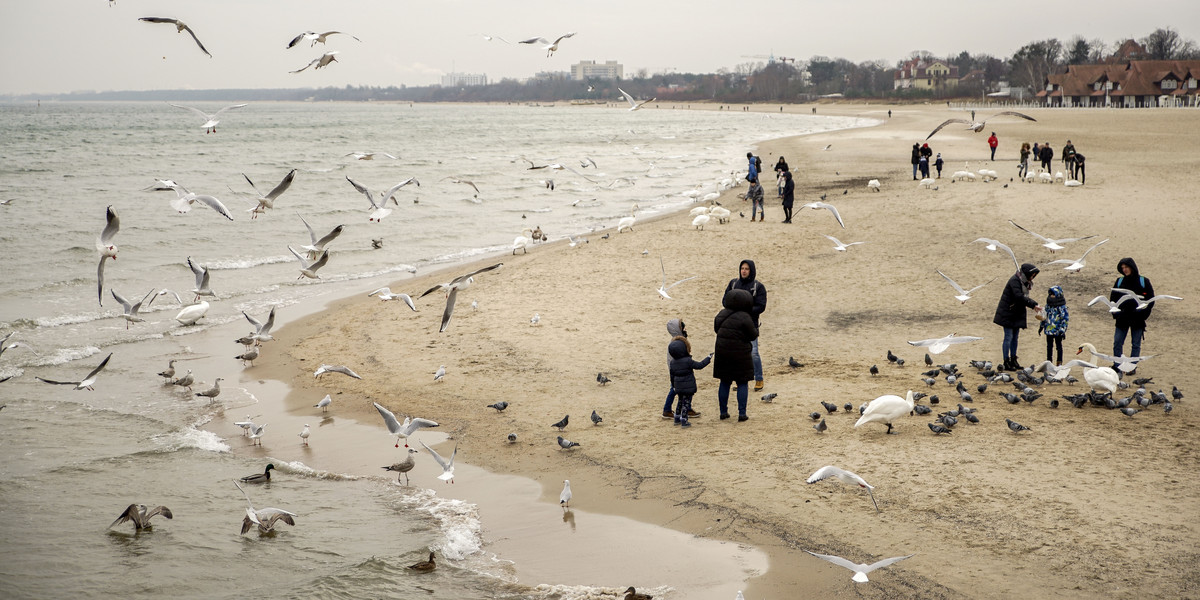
top-left (139, 17), bottom-right (212, 57)
top-left (926, 111), bottom-right (1036, 140)
top-left (519, 32), bottom-right (575, 57)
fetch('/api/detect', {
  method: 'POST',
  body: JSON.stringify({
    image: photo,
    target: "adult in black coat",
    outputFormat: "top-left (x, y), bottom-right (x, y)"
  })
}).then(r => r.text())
top-left (780, 171), bottom-right (795, 223)
top-left (713, 289), bottom-right (758, 421)
top-left (1108, 257), bottom-right (1154, 359)
top-left (993, 263), bottom-right (1041, 371)
top-left (1039, 143), bottom-right (1054, 171)
top-left (910, 143), bottom-right (921, 180)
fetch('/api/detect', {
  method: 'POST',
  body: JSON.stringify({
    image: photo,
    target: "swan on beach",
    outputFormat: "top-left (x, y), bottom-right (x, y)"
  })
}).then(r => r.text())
top-left (175, 301), bottom-right (210, 326)
top-left (854, 390), bottom-right (915, 434)
top-left (867, 179), bottom-right (880, 192)
top-left (692, 213), bottom-right (711, 230)
top-left (936, 270), bottom-right (996, 304)
top-left (617, 204), bottom-right (639, 233)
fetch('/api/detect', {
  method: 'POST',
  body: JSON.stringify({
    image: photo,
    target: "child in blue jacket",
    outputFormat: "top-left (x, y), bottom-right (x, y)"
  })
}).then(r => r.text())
top-left (1039, 285), bottom-right (1069, 365)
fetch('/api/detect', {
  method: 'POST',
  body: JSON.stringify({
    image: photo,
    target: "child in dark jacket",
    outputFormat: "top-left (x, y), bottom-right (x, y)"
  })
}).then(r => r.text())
top-left (1039, 285), bottom-right (1069, 365)
top-left (668, 336), bottom-right (712, 427)
top-left (662, 318), bottom-right (703, 420)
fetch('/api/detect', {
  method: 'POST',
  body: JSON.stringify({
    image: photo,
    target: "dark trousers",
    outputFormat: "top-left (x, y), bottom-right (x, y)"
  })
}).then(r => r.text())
top-left (674, 394), bottom-right (693, 420)
top-left (663, 386), bottom-right (676, 412)
top-left (1076, 163), bottom-right (1085, 184)
top-left (1046, 335), bottom-right (1064, 364)
top-left (782, 203), bottom-right (793, 222)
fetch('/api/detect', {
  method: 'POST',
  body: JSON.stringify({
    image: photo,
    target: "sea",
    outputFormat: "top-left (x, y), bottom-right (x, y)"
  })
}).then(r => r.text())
top-left (0, 101), bottom-right (875, 599)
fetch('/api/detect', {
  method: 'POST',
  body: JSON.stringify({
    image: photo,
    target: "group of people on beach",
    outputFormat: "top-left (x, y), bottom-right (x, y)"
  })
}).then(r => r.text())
top-left (744, 152), bottom-right (796, 223)
top-left (1017, 139), bottom-right (1085, 183)
top-left (910, 143), bottom-right (945, 179)
top-left (663, 260), bottom-right (766, 427)
top-left (993, 258), bottom-right (1156, 372)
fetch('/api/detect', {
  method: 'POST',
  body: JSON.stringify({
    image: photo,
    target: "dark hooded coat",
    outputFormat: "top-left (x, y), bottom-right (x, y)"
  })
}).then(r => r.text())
top-left (993, 263), bottom-right (1040, 329)
top-left (668, 338), bottom-right (711, 395)
top-left (1109, 258), bottom-right (1155, 327)
top-left (724, 260), bottom-right (767, 326)
top-left (712, 289), bottom-right (758, 381)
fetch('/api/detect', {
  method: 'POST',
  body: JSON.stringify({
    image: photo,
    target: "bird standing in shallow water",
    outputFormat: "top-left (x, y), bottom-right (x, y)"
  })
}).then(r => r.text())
top-left (382, 448), bottom-right (419, 484)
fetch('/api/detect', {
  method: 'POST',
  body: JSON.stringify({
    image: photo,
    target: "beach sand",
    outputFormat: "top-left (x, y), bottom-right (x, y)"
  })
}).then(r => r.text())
top-left (228, 103), bottom-right (1200, 599)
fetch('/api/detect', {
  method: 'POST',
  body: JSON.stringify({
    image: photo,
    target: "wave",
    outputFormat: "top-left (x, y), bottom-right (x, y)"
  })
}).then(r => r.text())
top-left (151, 426), bottom-right (231, 453)
top-left (206, 254), bottom-right (293, 270)
top-left (25, 345), bottom-right (102, 367)
top-left (402, 488), bottom-right (483, 561)
top-left (268, 458), bottom-right (361, 481)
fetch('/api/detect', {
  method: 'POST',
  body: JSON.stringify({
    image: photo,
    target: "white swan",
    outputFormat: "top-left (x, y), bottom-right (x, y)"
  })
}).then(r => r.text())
top-left (617, 204), bottom-right (639, 233)
top-left (866, 179), bottom-right (880, 192)
top-left (175, 301), bottom-right (210, 326)
top-left (854, 390), bottom-right (915, 434)
top-left (707, 205), bottom-right (731, 224)
top-left (1077, 342), bottom-right (1151, 375)
top-left (692, 214), bottom-right (710, 230)
top-left (1046, 238), bottom-right (1109, 272)
top-left (513, 228), bottom-right (533, 254)
top-left (918, 178), bottom-right (936, 189)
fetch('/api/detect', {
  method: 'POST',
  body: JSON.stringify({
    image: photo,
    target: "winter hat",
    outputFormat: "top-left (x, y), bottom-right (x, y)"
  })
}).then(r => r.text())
top-left (1020, 263), bottom-right (1040, 278)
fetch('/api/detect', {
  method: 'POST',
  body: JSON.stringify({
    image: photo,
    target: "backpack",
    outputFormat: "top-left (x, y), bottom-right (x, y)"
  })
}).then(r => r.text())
top-left (754, 156), bottom-right (762, 173)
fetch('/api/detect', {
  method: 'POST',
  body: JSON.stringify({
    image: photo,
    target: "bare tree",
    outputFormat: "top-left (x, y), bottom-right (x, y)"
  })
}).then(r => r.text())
top-left (1009, 39), bottom-right (1063, 89)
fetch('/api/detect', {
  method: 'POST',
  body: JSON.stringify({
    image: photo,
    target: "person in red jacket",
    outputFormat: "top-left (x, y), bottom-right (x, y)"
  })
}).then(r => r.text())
top-left (987, 132), bottom-right (999, 161)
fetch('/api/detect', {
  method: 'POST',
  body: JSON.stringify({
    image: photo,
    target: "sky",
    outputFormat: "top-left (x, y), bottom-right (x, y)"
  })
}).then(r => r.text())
top-left (2, 0), bottom-right (1197, 95)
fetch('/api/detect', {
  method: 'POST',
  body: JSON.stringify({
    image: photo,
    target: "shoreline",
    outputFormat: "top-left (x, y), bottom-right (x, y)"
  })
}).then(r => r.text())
top-left (237, 103), bottom-right (1200, 599)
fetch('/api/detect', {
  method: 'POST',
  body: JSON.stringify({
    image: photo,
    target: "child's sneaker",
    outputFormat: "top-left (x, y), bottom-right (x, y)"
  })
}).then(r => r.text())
top-left (680, 419), bottom-right (691, 428)
top-left (673, 415), bottom-right (682, 426)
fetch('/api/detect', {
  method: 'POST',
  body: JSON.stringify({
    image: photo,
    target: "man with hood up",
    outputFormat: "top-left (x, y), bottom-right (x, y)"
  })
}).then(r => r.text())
top-left (1108, 258), bottom-right (1155, 363)
top-left (724, 260), bottom-right (767, 390)
top-left (993, 263), bottom-right (1041, 371)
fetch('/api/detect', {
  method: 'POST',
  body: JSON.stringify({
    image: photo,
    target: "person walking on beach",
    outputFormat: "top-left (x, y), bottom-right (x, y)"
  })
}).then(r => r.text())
top-left (993, 263), bottom-right (1041, 371)
top-left (1109, 258), bottom-right (1155, 365)
top-left (987, 132), bottom-right (999, 161)
top-left (1039, 143), bottom-right (1053, 172)
top-left (1019, 142), bottom-right (1031, 179)
top-left (746, 152), bottom-right (760, 184)
top-left (1072, 152), bottom-right (1086, 184)
top-left (910, 143), bottom-right (921, 180)
top-left (1062, 140), bottom-right (1077, 179)
top-left (662, 319), bottom-right (701, 420)
top-left (1032, 142), bottom-right (1041, 166)
top-left (935, 153), bottom-right (944, 178)
top-left (747, 179), bottom-right (765, 222)
top-left (1039, 285), bottom-right (1069, 366)
top-left (724, 260), bottom-right (767, 391)
top-left (668, 334), bottom-right (711, 427)
top-left (774, 156), bottom-right (789, 197)
top-left (713, 288), bottom-right (758, 422)
top-left (780, 171), bottom-right (795, 223)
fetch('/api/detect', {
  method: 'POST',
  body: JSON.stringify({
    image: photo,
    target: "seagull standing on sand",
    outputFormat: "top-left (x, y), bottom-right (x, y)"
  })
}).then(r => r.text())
top-left (139, 17), bottom-right (212, 57)
top-left (167, 103), bottom-right (246, 133)
top-left (96, 206), bottom-right (120, 306)
top-left (806, 466), bottom-right (880, 512)
top-left (519, 32), bottom-right (576, 57)
top-left (418, 440), bottom-right (458, 483)
top-left (804, 550), bottom-right (914, 583)
top-left (314, 395), bottom-right (332, 412)
top-left (298, 424), bottom-right (310, 446)
top-left (194, 377), bottom-right (222, 402)
top-left (373, 402), bottom-right (439, 448)
top-left (433, 365), bottom-right (446, 382)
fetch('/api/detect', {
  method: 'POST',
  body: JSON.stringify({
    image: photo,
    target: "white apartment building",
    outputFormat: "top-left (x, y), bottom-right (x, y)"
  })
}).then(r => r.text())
top-left (440, 72), bottom-right (488, 87)
top-left (571, 60), bottom-right (623, 81)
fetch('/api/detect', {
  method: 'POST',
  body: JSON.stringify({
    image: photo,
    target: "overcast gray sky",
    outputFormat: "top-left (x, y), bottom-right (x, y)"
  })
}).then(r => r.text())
top-left (2, 0), bottom-right (1196, 95)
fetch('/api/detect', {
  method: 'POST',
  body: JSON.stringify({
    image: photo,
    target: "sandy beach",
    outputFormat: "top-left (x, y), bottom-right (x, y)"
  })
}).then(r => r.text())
top-left (232, 103), bottom-right (1200, 599)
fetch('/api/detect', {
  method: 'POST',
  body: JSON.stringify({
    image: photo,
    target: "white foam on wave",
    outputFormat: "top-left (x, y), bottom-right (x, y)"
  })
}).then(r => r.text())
top-left (152, 426), bottom-right (231, 453)
top-left (27, 345), bottom-right (102, 367)
top-left (35, 312), bottom-right (104, 328)
top-left (268, 458), bottom-right (361, 481)
top-left (527, 584), bottom-right (674, 599)
top-left (206, 255), bottom-right (293, 270)
top-left (431, 245), bottom-right (509, 265)
top-left (403, 487), bottom-right (483, 561)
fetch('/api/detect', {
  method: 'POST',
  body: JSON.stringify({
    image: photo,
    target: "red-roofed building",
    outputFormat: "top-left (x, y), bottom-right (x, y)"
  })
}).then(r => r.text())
top-left (894, 58), bottom-right (960, 91)
top-left (1036, 60), bottom-right (1200, 107)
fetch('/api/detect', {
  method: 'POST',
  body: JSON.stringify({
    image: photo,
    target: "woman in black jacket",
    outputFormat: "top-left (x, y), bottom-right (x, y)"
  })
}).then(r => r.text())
top-left (993, 263), bottom-right (1041, 370)
top-left (780, 171), bottom-right (795, 223)
top-left (713, 289), bottom-right (758, 421)
top-left (910, 143), bottom-right (921, 180)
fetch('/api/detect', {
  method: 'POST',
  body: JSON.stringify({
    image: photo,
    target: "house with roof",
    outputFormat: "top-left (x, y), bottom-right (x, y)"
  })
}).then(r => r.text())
top-left (1037, 59), bottom-right (1200, 107)
top-left (894, 57), bottom-right (960, 90)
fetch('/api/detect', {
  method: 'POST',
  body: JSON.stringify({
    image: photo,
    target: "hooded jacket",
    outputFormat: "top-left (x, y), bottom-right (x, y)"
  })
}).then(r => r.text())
top-left (993, 263), bottom-right (1039, 329)
top-left (724, 260), bottom-right (767, 326)
top-left (712, 289), bottom-right (758, 381)
top-left (1109, 258), bottom-right (1155, 327)
top-left (1042, 285), bottom-right (1068, 336)
top-left (668, 338), bottom-right (711, 395)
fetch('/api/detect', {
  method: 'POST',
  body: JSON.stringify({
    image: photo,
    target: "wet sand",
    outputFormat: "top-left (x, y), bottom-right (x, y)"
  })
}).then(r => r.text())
top-left (232, 103), bottom-right (1200, 599)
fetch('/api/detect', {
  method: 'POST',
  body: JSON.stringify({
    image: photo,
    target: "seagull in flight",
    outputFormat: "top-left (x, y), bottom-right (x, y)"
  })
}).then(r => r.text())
top-left (418, 439), bottom-right (458, 483)
top-left (111, 288), bottom-right (156, 328)
top-left (242, 306), bottom-right (276, 345)
top-left (287, 246), bottom-right (330, 280)
top-left (1046, 239), bottom-right (1109, 272)
top-left (806, 466), bottom-right (879, 512)
top-left (96, 205), bottom-right (120, 306)
top-left (800, 201), bottom-right (845, 229)
top-left (367, 287), bottom-right (417, 311)
top-left (417, 263), bottom-right (504, 332)
top-left (156, 182), bottom-right (235, 219)
top-left (440, 177), bottom-right (481, 194)
top-left (970, 238), bottom-right (1021, 273)
top-left (822, 234), bottom-right (865, 252)
top-left (297, 214), bottom-right (343, 259)
top-left (167, 103), bottom-right (246, 134)
top-left (314, 364), bottom-right (361, 379)
top-left (139, 17), bottom-right (212, 57)
top-left (241, 169), bottom-right (296, 218)
top-left (925, 111), bottom-right (1036, 140)
top-left (935, 270), bottom-right (996, 304)
top-left (656, 258), bottom-right (696, 300)
top-left (373, 402), bottom-right (439, 448)
top-left (618, 87), bottom-right (655, 111)
top-left (519, 32), bottom-right (575, 57)
top-left (804, 551), bottom-right (914, 583)
top-left (345, 176), bottom-right (419, 222)
top-left (234, 480), bottom-right (297, 535)
top-left (291, 51), bottom-right (339, 74)
top-left (479, 34), bottom-right (510, 43)
top-left (1111, 288), bottom-right (1182, 311)
top-left (907, 333), bottom-right (983, 355)
top-left (344, 152), bottom-right (397, 161)
top-left (1008, 220), bottom-right (1096, 253)
top-left (36, 353), bottom-right (112, 391)
top-left (287, 31), bottom-right (360, 48)
top-left (187, 256), bottom-right (216, 302)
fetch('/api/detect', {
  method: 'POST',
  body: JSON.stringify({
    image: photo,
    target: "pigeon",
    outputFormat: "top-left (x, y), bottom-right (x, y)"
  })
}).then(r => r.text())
top-left (821, 401), bottom-right (838, 414)
top-left (1120, 407), bottom-right (1139, 417)
top-left (814, 418), bottom-right (827, 433)
top-left (896, 358), bottom-right (906, 366)
top-left (928, 423), bottom-right (952, 435)
top-left (557, 436), bottom-right (580, 449)
top-left (964, 412), bottom-right (980, 424)
top-left (789, 356), bottom-right (803, 368)
top-left (487, 401), bottom-right (508, 412)
top-left (1164, 402), bottom-right (1173, 414)
top-left (809, 412), bottom-right (822, 421)
top-left (1172, 386), bottom-right (1184, 400)
top-left (507, 432), bottom-right (518, 443)
top-left (596, 372), bottom-right (611, 385)
top-left (551, 415), bottom-right (569, 431)
top-left (761, 393), bottom-right (778, 403)
top-left (590, 410), bottom-right (603, 425)
top-left (886, 350), bottom-right (898, 363)
top-left (843, 403), bottom-right (854, 412)
top-left (1006, 418), bottom-right (1030, 433)
top-left (925, 353), bottom-right (933, 366)
top-left (913, 405), bottom-right (933, 415)
top-left (869, 365), bottom-right (879, 375)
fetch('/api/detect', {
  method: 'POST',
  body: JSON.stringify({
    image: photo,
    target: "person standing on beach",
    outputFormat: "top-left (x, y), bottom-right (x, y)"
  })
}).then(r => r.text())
top-left (713, 288), bottom-right (758, 422)
top-left (724, 260), bottom-right (766, 391)
top-left (1109, 258), bottom-right (1155, 365)
top-left (747, 179), bottom-right (765, 222)
top-left (668, 335), bottom-right (711, 428)
top-left (910, 143), bottom-right (920, 180)
top-left (987, 132), bottom-right (999, 161)
top-left (773, 156), bottom-right (789, 197)
top-left (919, 143), bottom-right (933, 178)
top-left (1073, 152), bottom-right (1086, 184)
top-left (746, 152), bottom-right (759, 184)
top-left (934, 152), bottom-right (944, 178)
top-left (780, 171), bottom-right (795, 223)
top-left (993, 263), bottom-right (1041, 371)
top-left (1039, 285), bottom-right (1069, 366)
top-left (661, 318), bottom-right (700, 420)
top-left (1019, 142), bottom-right (1031, 178)
top-left (1062, 140), bottom-right (1077, 179)
top-left (1032, 142), bottom-right (1040, 167)
top-left (1039, 143), bottom-right (1054, 172)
